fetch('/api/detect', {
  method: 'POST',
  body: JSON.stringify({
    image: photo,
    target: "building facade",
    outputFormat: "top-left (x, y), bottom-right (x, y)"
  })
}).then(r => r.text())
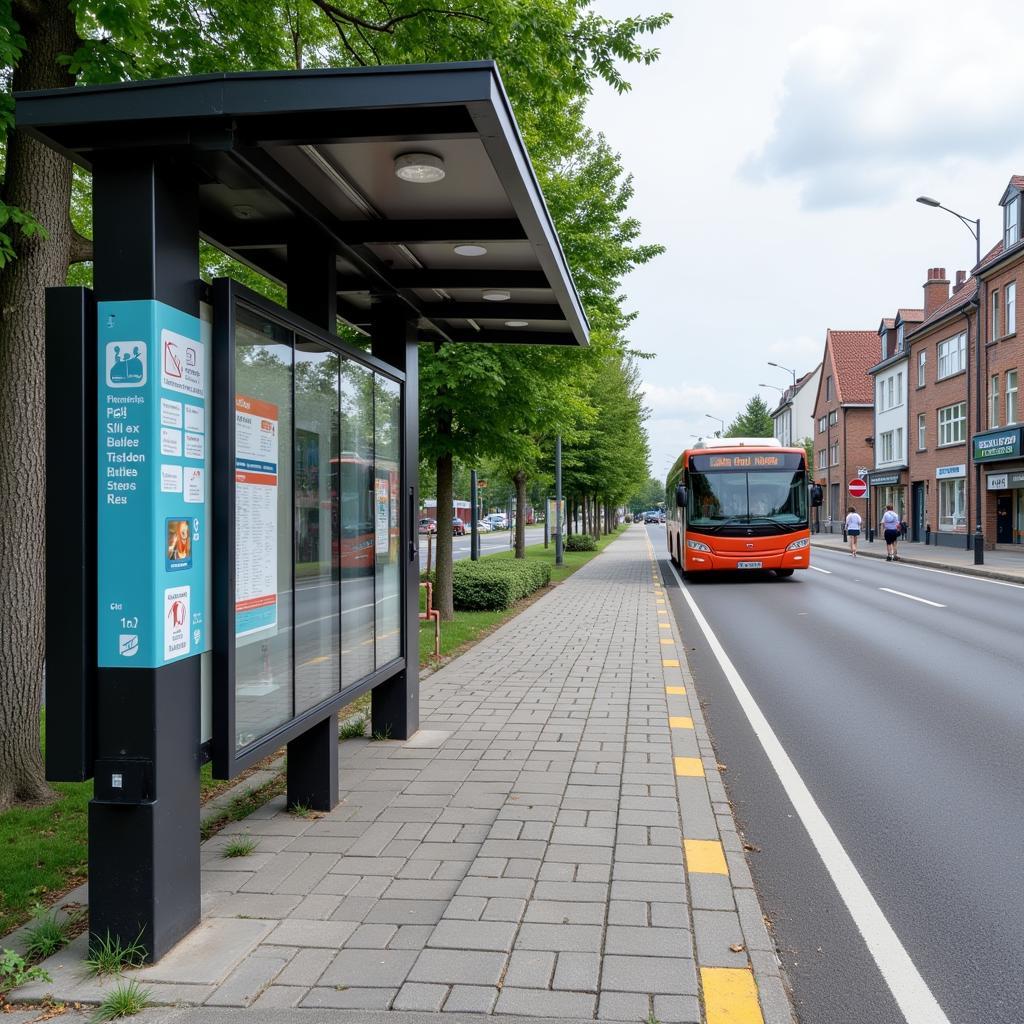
top-left (811, 330), bottom-right (876, 527)
top-left (770, 364), bottom-right (821, 448)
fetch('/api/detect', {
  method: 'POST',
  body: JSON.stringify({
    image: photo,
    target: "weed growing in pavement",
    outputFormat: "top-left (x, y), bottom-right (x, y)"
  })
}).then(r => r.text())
top-left (0, 948), bottom-right (51, 997)
top-left (90, 979), bottom-right (151, 1021)
top-left (84, 933), bottom-right (147, 977)
top-left (22, 906), bottom-right (84, 962)
top-left (371, 726), bottom-right (392, 741)
top-left (339, 716), bottom-right (367, 740)
top-left (222, 837), bottom-right (258, 858)
top-left (199, 772), bottom-right (286, 841)
top-left (289, 801), bottom-right (312, 818)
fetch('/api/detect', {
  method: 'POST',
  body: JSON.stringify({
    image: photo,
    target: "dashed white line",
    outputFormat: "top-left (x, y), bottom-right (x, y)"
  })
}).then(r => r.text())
top-left (665, 558), bottom-right (952, 1024)
top-left (808, 565), bottom-right (832, 574)
top-left (878, 587), bottom-right (946, 608)
top-left (812, 547), bottom-right (1024, 590)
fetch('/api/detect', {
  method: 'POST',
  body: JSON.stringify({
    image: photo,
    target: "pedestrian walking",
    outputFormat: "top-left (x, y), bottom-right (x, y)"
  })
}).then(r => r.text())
top-left (881, 504), bottom-right (901, 561)
top-left (844, 506), bottom-right (862, 557)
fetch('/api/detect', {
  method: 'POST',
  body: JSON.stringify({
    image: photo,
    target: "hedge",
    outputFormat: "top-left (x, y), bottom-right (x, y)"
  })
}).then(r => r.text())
top-left (452, 559), bottom-right (552, 611)
top-left (564, 533), bottom-right (597, 552)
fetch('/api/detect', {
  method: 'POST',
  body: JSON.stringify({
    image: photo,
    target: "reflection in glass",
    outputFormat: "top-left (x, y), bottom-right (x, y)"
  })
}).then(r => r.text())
top-left (375, 377), bottom-right (401, 665)
top-left (294, 341), bottom-right (340, 713)
top-left (234, 309), bottom-right (293, 752)
top-left (340, 359), bottom-right (375, 686)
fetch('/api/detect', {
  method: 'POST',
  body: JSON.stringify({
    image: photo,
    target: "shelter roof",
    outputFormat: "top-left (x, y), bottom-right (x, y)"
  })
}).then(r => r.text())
top-left (16, 63), bottom-right (587, 347)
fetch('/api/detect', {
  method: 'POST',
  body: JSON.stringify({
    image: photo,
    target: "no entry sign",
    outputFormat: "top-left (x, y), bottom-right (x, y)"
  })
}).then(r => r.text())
top-left (848, 478), bottom-right (867, 498)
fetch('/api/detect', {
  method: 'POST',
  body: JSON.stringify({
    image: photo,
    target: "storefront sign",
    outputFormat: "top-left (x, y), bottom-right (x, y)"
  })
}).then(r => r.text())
top-left (972, 427), bottom-right (1022, 462)
top-left (987, 473), bottom-right (1009, 490)
top-left (868, 472), bottom-right (901, 486)
top-left (936, 464), bottom-right (966, 479)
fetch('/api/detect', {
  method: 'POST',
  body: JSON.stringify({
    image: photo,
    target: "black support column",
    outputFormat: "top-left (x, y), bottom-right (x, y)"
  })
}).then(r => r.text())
top-left (371, 303), bottom-right (420, 741)
top-left (89, 155), bottom-right (202, 961)
top-left (284, 236), bottom-right (339, 812)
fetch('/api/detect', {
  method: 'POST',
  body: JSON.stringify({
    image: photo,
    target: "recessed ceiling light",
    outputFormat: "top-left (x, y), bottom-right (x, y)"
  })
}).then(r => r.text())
top-left (505, 320), bottom-right (529, 328)
top-left (454, 244), bottom-right (487, 257)
top-left (482, 290), bottom-right (511, 302)
top-left (394, 152), bottom-right (446, 183)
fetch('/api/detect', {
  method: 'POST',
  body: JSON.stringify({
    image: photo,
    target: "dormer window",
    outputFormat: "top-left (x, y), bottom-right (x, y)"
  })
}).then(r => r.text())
top-left (1005, 193), bottom-right (1020, 247)
top-left (896, 323), bottom-right (905, 352)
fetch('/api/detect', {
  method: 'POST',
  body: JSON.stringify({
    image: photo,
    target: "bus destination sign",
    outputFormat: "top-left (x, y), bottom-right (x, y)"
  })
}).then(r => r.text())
top-left (690, 452), bottom-right (804, 472)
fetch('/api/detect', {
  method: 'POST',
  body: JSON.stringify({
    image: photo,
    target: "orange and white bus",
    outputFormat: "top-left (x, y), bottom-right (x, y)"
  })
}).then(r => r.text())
top-left (665, 438), bottom-right (810, 576)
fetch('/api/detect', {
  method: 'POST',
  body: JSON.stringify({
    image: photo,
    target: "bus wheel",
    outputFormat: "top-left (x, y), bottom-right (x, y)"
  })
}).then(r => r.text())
top-left (775, 569), bottom-right (794, 578)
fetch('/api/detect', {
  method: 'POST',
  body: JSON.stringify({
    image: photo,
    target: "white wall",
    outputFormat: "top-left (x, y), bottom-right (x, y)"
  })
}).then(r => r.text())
top-left (874, 357), bottom-right (909, 468)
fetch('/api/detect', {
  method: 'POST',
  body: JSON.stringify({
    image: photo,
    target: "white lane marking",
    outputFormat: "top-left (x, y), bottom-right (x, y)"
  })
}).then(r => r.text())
top-left (666, 559), bottom-right (952, 1024)
top-left (813, 547), bottom-right (1024, 590)
top-left (808, 565), bottom-right (832, 574)
top-left (878, 587), bottom-right (946, 608)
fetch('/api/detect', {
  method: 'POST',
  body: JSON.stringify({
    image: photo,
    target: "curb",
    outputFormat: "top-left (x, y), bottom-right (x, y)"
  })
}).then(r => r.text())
top-left (810, 541), bottom-right (1024, 585)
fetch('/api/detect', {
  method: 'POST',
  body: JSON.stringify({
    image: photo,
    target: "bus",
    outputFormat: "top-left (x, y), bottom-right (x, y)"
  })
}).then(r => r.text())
top-left (665, 437), bottom-right (810, 576)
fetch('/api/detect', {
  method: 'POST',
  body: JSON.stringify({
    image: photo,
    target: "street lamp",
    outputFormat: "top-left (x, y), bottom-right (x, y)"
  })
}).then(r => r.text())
top-left (705, 413), bottom-right (724, 436)
top-left (767, 361), bottom-right (796, 385)
top-left (917, 195), bottom-right (984, 564)
top-left (759, 383), bottom-right (784, 393)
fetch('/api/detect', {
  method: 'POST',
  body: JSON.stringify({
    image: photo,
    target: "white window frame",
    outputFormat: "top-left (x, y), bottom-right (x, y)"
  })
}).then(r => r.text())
top-left (1007, 282), bottom-right (1016, 336)
top-left (1008, 369), bottom-right (1019, 425)
top-left (937, 332), bottom-right (966, 379)
top-left (818, 415), bottom-right (826, 434)
top-left (989, 374), bottom-right (1000, 428)
top-left (938, 478), bottom-right (966, 532)
top-left (1005, 194), bottom-right (1020, 248)
top-left (897, 323), bottom-right (905, 352)
top-left (918, 349), bottom-right (926, 387)
top-left (937, 402), bottom-right (966, 446)
top-left (992, 290), bottom-right (1001, 341)
top-left (917, 412), bottom-right (926, 450)
top-left (895, 427), bottom-right (902, 460)
top-left (880, 430), bottom-right (894, 463)
top-left (829, 410), bottom-right (837, 426)
top-left (830, 441), bottom-right (839, 466)
top-left (817, 448), bottom-right (826, 471)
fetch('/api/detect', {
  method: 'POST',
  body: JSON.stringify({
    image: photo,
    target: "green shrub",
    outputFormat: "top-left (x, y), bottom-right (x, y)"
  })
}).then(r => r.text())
top-left (564, 533), bottom-right (597, 552)
top-left (452, 559), bottom-right (551, 611)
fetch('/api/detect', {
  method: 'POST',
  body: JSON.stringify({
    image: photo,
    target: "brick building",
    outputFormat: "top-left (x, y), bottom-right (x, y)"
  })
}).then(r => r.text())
top-left (811, 329), bottom-right (876, 527)
top-left (972, 176), bottom-right (1024, 547)
top-left (904, 269), bottom-right (977, 546)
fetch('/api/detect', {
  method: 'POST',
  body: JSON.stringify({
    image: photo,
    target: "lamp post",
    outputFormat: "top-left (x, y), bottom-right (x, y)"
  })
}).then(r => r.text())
top-left (917, 195), bottom-right (984, 564)
top-left (705, 413), bottom-right (724, 437)
top-left (767, 361), bottom-right (797, 385)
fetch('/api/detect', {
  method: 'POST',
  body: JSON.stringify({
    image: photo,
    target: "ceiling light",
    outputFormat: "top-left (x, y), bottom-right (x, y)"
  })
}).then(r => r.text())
top-left (505, 320), bottom-right (529, 328)
top-left (454, 244), bottom-right (487, 257)
top-left (482, 290), bottom-right (511, 302)
top-left (394, 152), bottom-right (446, 183)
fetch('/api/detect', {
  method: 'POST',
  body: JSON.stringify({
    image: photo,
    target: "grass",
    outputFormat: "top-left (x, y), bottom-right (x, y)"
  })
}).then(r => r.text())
top-left (21, 908), bottom-right (81, 962)
top-left (84, 933), bottom-right (147, 977)
top-left (288, 801), bottom-right (312, 818)
top-left (418, 525), bottom-right (626, 666)
top-left (222, 837), bottom-right (258, 859)
top-left (90, 979), bottom-right (151, 1022)
top-left (199, 773), bottom-right (287, 842)
top-left (339, 715), bottom-right (367, 740)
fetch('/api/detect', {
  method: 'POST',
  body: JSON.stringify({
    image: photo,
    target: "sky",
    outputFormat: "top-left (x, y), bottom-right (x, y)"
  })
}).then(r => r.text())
top-left (584, 0), bottom-right (1024, 483)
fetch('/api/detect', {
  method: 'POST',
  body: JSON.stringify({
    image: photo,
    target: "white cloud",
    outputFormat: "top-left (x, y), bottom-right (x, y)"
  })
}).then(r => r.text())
top-left (743, 0), bottom-right (1024, 208)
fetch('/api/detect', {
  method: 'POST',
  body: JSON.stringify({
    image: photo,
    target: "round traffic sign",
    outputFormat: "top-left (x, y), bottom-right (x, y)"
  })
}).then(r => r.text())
top-left (848, 478), bottom-right (867, 498)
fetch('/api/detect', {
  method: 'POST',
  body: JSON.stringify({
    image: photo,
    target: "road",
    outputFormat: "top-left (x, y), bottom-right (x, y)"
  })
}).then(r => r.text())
top-left (418, 523), bottom-right (547, 570)
top-left (647, 524), bottom-right (1024, 1024)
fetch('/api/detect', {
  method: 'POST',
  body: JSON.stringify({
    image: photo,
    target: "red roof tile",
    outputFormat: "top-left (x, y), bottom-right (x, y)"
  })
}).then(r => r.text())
top-left (825, 330), bottom-right (878, 405)
top-left (908, 277), bottom-right (978, 336)
top-left (1009, 175), bottom-right (1024, 191)
top-left (896, 308), bottom-right (924, 322)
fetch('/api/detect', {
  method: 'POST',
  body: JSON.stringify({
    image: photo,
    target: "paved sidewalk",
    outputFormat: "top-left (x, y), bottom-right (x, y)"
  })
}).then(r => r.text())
top-left (12, 526), bottom-right (791, 1023)
top-left (812, 530), bottom-right (1024, 581)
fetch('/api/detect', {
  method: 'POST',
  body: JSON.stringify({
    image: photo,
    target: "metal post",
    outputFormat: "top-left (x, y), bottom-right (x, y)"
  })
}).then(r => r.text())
top-left (544, 498), bottom-right (549, 549)
top-left (470, 470), bottom-right (479, 560)
top-left (974, 221), bottom-right (985, 565)
top-left (555, 436), bottom-right (564, 566)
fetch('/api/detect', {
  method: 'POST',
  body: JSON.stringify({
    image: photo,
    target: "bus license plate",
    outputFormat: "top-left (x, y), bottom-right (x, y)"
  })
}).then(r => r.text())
top-left (737, 560), bottom-right (763, 569)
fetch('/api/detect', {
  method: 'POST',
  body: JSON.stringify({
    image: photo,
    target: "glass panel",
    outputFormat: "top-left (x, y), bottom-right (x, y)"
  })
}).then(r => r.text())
top-left (233, 308), bottom-right (293, 752)
top-left (340, 359), bottom-right (375, 687)
top-left (375, 376), bottom-right (402, 665)
top-left (294, 340), bottom-right (340, 713)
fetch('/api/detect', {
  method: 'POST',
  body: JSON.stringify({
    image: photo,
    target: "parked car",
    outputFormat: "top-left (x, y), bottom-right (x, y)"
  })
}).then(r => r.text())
top-left (482, 513), bottom-right (507, 529)
top-left (452, 517), bottom-right (466, 536)
top-left (642, 510), bottom-right (665, 524)
top-left (476, 520), bottom-right (493, 532)
top-left (418, 517), bottom-right (437, 534)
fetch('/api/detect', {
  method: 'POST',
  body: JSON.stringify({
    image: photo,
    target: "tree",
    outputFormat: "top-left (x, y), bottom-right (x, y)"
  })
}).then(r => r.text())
top-left (725, 395), bottom-right (774, 438)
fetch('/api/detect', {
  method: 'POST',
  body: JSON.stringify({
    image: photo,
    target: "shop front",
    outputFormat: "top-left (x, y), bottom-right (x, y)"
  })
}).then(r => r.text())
top-left (934, 463), bottom-right (968, 546)
top-left (868, 470), bottom-right (906, 533)
top-left (975, 426), bottom-right (1024, 545)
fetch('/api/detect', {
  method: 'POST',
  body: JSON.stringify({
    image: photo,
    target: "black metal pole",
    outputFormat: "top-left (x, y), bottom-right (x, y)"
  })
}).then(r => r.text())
top-left (544, 497), bottom-right (549, 549)
top-left (555, 435), bottom-right (564, 566)
top-left (974, 219), bottom-right (985, 565)
top-left (471, 469), bottom-right (479, 561)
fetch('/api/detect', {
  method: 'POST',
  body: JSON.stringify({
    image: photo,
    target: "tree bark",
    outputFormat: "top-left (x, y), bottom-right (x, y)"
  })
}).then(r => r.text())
top-left (0, 1), bottom-right (78, 811)
top-left (513, 470), bottom-right (527, 558)
top-left (434, 450), bottom-right (454, 621)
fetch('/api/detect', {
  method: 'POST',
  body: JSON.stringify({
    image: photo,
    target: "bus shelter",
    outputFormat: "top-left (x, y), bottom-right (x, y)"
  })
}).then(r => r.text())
top-left (17, 62), bottom-right (587, 960)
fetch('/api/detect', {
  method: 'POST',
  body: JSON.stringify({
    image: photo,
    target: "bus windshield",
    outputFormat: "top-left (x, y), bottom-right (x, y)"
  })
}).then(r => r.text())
top-left (688, 469), bottom-right (808, 528)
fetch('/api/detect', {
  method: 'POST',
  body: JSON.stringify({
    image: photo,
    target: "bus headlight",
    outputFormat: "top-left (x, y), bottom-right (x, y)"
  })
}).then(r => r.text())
top-left (686, 539), bottom-right (711, 553)
top-left (786, 537), bottom-right (809, 551)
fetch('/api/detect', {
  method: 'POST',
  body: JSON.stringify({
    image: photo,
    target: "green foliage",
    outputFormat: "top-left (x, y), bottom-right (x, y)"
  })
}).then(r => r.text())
top-left (222, 837), bottom-right (258, 859)
top-left (339, 716), bottom-right (367, 740)
top-left (22, 908), bottom-right (80, 961)
top-left (288, 801), bottom-right (312, 818)
top-left (452, 558), bottom-right (551, 610)
top-left (0, 948), bottom-right (51, 996)
top-left (564, 533), bottom-right (596, 552)
top-left (90, 979), bottom-right (152, 1022)
top-left (726, 395), bottom-right (775, 438)
top-left (84, 932), bottom-right (147, 977)
top-left (801, 436), bottom-right (814, 467)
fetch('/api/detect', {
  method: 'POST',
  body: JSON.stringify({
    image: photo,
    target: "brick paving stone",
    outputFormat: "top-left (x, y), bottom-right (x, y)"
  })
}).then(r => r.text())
top-left (515, 923), bottom-right (603, 952)
top-left (502, 949), bottom-right (555, 988)
top-left (691, 909), bottom-right (748, 968)
top-left (428, 919), bottom-right (517, 952)
top-left (601, 954), bottom-right (699, 995)
top-left (653, 994), bottom-right (703, 1023)
top-left (495, 988), bottom-right (598, 1018)
top-left (301, 986), bottom-right (396, 1009)
top-left (552, 950), bottom-right (600, 991)
top-left (392, 982), bottom-right (449, 1010)
top-left (444, 984), bottom-right (499, 1013)
top-left (597, 991), bottom-right (652, 1021)
top-left (318, 948), bottom-right (419, 988)
top-left (407, 948), bottom-right (507, 986)
top-left (605, 925), bottom-right (691, 957)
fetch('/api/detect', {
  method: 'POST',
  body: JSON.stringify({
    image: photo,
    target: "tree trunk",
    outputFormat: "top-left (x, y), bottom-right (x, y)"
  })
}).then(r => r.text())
top-left (434, 451), bottom-right (454, 621)
top-left (513, 470), bottom-right (527, 558)
top-left (0, 2), bottom-right (78, 811)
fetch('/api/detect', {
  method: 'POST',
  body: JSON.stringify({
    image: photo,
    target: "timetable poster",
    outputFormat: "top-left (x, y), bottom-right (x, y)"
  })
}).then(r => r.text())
top-left (235, 394), bottom-right (279, 638)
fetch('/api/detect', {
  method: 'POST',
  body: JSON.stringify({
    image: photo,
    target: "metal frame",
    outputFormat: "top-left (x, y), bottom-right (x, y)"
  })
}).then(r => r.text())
top-left (211, 277), bottom-right (405, 778)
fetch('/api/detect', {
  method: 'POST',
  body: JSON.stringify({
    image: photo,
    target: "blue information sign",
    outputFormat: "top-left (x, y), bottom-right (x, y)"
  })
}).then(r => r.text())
top-left (97, 300), bottom-right (210, 668)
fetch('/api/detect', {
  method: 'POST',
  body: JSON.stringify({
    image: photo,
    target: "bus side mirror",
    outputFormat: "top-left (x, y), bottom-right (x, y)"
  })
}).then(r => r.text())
top-left (810, 484), bottom-right (823, 507)
top-left (675, 485), bottom-right (687, 508)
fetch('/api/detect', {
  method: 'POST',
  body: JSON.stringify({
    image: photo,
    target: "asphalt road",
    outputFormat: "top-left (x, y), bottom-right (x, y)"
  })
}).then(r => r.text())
top-left (418, 523), bottom-right (547, 569)
top-left (647, 524), bottom-right (1024, 1024)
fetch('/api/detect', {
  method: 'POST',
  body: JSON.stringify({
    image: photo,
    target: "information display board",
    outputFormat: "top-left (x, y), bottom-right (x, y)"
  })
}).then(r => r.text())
top-left (97, 300), bottom-right (210, 668)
